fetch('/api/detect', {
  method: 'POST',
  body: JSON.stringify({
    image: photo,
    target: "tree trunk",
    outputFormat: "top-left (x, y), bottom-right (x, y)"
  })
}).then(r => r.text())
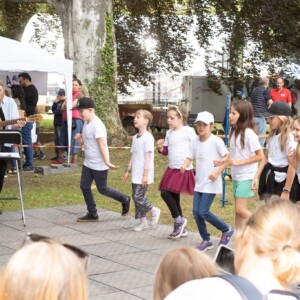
top-left (51, 0), bottom-right (127, 145)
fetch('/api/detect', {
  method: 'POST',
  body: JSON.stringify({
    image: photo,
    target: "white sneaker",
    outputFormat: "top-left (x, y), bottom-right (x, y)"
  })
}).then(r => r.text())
top-left (133, 222), bottom-right (148, 232)
top-left (150, 208), bottom-right (161, 226)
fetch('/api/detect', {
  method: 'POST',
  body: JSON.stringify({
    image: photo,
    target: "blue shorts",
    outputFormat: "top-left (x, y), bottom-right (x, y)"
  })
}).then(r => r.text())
top-left (232, 180), bottom-right (254, 199)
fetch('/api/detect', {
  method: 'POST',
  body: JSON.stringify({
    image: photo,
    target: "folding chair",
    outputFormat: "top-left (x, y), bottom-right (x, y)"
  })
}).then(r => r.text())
top-left (0, 130), bottom-right (26, 226)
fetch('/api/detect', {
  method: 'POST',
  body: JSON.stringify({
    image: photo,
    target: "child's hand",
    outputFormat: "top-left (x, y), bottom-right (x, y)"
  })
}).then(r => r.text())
top-left (213, 159), bottom-right (223, 167)
top-left (106, 162), bottom-right (119, 169)
top-left (74, 133), bottom-right (82, 142)
top-left (228, 158), bottom-right (240, 166)
top-left (142, 175), bottom-right (148, 187)
top-left (156, 139), bottom-right (164, 151)
top-left (208, 171), bottom-right (219, 181)
top-left (180, 166), bottom-right (186, 173)
top-left (251, 178), bottom-right (258, 190)
top-left (123, 172), bottom-right (130, 183)
top-left (280, 191), bottom-right (290, 201)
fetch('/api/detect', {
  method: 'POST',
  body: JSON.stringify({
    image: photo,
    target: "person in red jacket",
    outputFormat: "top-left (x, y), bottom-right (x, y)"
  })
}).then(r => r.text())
top-left (270, 77), bottom-right (292, 107)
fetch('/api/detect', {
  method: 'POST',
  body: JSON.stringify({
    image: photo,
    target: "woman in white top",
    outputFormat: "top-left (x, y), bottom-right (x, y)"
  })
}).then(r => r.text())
top-left (166, 197), bottom-right (300, 300)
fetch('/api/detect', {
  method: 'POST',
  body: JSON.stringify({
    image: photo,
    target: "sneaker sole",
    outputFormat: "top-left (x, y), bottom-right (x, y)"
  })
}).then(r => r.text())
top-left (77, 219), bottom-right (99, 222)
top-left (181, 231), bottom-right (188, 237)
top-left (198, 245), bottom-right (214, 252)
top-left (133, 226), bottom-right (148, 232)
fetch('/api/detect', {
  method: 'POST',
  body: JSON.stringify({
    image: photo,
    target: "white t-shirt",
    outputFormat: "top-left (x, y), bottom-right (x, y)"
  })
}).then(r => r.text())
top-left (188, 134), bottom-right (229, 194)
top-left (267, 132), bottom-right (296, 182)
top-left (164, 126), bottom-right (197, 170)
top-left (165, 277), bottom-right (298, 300)
top-left (131, 131), bottom-right (154, 184)
top-left (83, 116), bottom-right (109, 171)
top-left (229, 128), bottom-right (261, 181)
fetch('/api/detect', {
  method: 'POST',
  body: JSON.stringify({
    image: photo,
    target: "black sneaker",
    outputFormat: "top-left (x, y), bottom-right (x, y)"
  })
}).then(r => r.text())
top-left (77, 213), bottom-right (99, 222)
top-left (39, 152), bottom-right (46, 160)
top-left (50, 156), bottom-right (58, 161)
top-left (121, 196), bottom-right (131, 216)
top-left (23, 166), bottom-right (34, 172)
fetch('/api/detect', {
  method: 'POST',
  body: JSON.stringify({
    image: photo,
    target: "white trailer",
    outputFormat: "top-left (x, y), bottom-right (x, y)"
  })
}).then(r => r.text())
top-left (181, 76), bottom-right (230, 123)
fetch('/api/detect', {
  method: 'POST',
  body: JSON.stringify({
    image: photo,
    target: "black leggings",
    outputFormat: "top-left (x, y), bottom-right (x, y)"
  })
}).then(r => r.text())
top-left (161, 189), bottom-right (182, 218)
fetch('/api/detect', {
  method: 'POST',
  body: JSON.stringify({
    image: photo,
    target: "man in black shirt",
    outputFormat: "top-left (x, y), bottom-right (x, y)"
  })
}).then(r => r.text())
top-left (18, 72), bottom-right (38, 172)
top-left (250, 77), bottom-right (272, 147)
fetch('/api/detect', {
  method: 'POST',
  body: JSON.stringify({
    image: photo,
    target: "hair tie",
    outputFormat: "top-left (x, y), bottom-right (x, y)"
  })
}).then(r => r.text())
top-left (282, 245), bottom-right (292, 251)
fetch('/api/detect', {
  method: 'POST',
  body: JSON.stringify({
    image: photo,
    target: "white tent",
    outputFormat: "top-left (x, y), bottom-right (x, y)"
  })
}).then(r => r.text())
top-left (0, 36), bottom-right (73, 161)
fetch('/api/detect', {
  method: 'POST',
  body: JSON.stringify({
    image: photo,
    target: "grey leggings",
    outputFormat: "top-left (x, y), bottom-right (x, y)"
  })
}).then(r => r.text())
top-left (132, 184), bottom-right (153, 219)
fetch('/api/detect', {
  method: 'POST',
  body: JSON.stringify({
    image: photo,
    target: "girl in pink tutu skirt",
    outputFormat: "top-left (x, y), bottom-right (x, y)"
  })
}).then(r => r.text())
top-left (157, 106), bottom-right (196, 239)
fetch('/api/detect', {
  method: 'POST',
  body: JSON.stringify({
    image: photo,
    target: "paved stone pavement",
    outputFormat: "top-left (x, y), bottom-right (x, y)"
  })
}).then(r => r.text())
top-left (0, 206), bottom-right (299, 299)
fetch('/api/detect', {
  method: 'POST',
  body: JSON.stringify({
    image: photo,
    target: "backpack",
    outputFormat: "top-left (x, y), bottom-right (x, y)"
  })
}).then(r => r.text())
top-left (216, 274), bottom-right (300, 300)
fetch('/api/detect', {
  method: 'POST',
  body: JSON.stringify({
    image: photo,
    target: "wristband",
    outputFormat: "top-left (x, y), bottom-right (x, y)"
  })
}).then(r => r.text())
top-left (124, 168), bottom-right (132, 173)
top-left (282, 187), bottom-right (290, 193)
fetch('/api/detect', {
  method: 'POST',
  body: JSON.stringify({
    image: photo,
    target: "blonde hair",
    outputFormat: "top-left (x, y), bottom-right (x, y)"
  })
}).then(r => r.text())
top-left (267, 115), bottom-right (292, 152)
top-left (153, 246), bottom-right (217, 300)
top-left (135, 109), bottom-right (153, 132)
top-left (293, 117), bottom-right (300, 165)
top-left (0, 240), bottom-right (88, 300)
top-left (167, 105), bottom-right (188, 123)
top-left (235, 198), bottom-right (300, 285)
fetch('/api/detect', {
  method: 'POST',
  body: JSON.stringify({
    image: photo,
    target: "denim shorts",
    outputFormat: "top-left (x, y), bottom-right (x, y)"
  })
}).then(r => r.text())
top-left (232, 179), bottom-right (254, 198)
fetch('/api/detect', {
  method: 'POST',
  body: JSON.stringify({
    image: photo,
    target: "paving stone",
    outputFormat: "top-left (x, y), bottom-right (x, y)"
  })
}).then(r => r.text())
top-left (88, 279), bottom-right (118, 296)
top-left (92, 228), bottom-right (149, 242)
top-left (90, 269), bottom-right (155, 290)
top-left (95, 291), bottom-right (143, 300)
top-left (127, 285), bottom-right (154, 300)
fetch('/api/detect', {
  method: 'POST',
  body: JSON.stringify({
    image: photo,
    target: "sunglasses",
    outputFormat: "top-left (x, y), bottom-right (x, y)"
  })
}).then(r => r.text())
top-left (23, 233), bottom-right (89, 269)
top-left (168, 105), bottom-right (183, 119)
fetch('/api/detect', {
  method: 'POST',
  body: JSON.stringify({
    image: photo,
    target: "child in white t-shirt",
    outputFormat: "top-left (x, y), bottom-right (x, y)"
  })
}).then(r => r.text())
top-left (182, 111), bottom-right (234, 252)
top-left (74, 98), bottom-right (131, 222)
top-left (253, 101), bottom-right (297, 202)
top-left (228, 100), bottom-right (263, 229)
top-left (157, 105), bottom-right (196, 239)
top-left (124, 110), bottom-right (160, 231)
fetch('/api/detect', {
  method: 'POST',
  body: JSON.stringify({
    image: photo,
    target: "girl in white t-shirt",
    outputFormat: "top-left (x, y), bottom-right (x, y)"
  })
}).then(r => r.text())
top-left (228, 100), bottom-right (263, 229)
top-left (182, 111), bottom-right (234, 252)
top-left (253, 101), bottom-right (297, 203)
top-left (124, 110), bottom-right (161, 231)
top-left (157, 106), bottom-right (196, 239)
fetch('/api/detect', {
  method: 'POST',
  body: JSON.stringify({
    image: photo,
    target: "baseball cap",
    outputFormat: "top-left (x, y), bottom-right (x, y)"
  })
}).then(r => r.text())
top-left (71, 97), bottom-right (94, 110)
top-left (260, 101), bottom-right (291, 118)
top-left (195, 111), bottom-right (214, 124)
top-left (57, 88), bottom-right (65, 96)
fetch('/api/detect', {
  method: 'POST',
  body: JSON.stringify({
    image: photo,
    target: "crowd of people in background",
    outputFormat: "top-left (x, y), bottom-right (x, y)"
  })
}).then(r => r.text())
top-left (0, 74), bottom-right (300, 299)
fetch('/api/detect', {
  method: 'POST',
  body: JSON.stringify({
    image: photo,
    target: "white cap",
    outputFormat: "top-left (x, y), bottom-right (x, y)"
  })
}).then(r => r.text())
top-left (195, 111), bottom-right (214, 124)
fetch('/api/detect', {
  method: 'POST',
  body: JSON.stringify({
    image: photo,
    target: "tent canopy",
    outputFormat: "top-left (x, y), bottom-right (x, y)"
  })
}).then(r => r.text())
top-left (0, 36), bottom-right (73, 161)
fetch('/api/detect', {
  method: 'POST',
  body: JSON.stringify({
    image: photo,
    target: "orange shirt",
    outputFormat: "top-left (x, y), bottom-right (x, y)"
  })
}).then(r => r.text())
top-left (270, 88), bottom-right (292, 103)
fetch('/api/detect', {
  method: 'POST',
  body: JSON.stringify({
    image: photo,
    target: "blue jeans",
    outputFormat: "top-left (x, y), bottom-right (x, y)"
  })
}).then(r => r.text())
top-left (254, 117), bottom-right (266, 147)
top-left (21, 122), bottom-right (33, 168)
top-left (193, 192), bottom-right (229, 241)
top-left (80, 165), bottom-right (129, 215)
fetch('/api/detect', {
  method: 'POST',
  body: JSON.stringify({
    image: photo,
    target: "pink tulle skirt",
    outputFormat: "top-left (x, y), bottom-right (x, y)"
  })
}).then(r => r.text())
top-left (159, 167), bottom-right (195, 195)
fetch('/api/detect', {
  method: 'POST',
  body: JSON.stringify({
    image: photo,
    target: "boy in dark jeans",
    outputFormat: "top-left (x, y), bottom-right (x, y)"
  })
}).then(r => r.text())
top-left (74, 98), bottom-right (131, 221)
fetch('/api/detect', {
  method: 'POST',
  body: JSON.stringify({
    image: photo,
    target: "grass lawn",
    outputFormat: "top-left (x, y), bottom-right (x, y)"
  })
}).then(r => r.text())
top-left (1, 115), bottom-right (262, 238)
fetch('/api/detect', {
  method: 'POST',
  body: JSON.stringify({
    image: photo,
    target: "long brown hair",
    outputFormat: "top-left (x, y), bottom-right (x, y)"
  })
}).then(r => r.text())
top-left (229, 100), bottom-right (256, 149)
